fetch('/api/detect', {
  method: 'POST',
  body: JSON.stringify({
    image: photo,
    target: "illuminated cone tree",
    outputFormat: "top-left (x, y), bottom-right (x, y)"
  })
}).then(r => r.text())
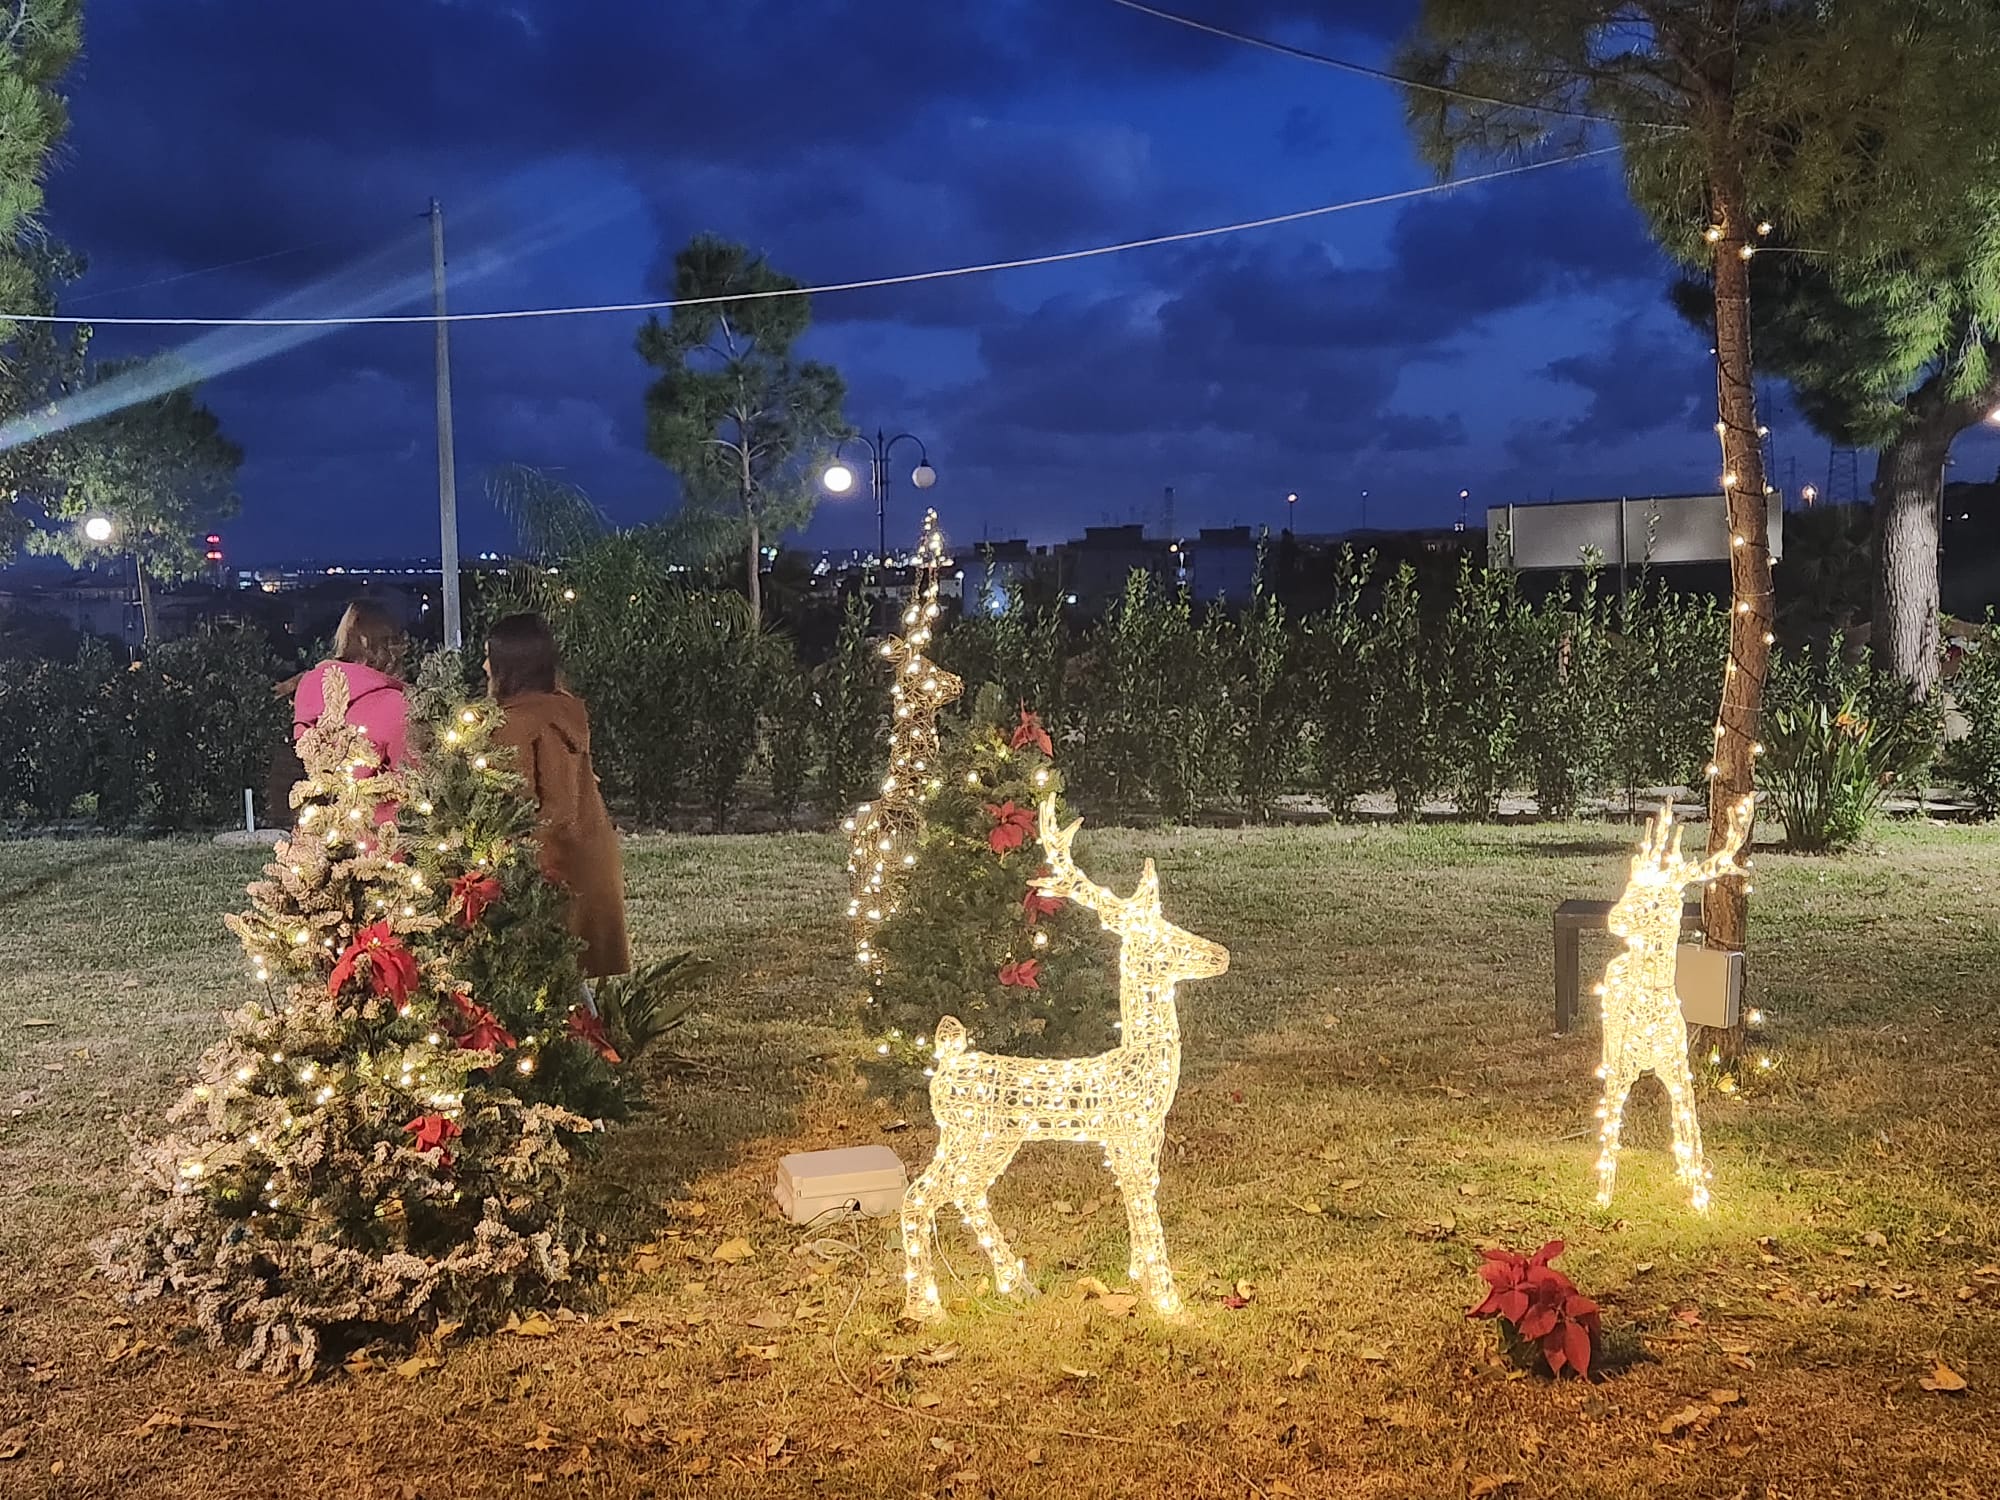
top-left (99, 669), bottom-right (591, 1376)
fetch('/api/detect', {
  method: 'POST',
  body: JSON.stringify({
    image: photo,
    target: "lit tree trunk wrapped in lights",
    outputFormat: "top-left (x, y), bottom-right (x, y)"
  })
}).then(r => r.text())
top-left (97, 670), bottom-right (592, 1375)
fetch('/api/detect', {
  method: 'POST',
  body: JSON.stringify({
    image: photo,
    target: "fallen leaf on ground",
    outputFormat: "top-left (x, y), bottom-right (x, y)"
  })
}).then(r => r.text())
top-left (1286, 1355), bottom-right (1315, 1380)
top-left (1095, 1293), bottom-right (1138, 1319)
top-left (1339, 1179), bottom-right (1365, 1192)
top-left (1709, 1389), bottom-right (1741, 1406)
top-left (1458, 1183), bottom-right (1483, 1198)
top-left (1025, 1446), bottom-right (1044, 1466)
top-left (915, 1344), bottom-right (960, 1366)
top-left (0, 1428), bottom-right (25, 1461)
top-left (1075, 1276), bottom-right (1111, 1299)
top-left (1920, 1360), bottom-right (1969, 1394)
top-left (523, 1427), bottom-right (562, 1453)
top-left (1438, 1084), bottom-right (1472, 1100)
top-left (621, 1405), bottom-right (650, 1428)
top-left (392, 1355), bottom-right (439, 1380)
top-left (913, 1391), bottom-right (944, 1410)
top-left (745, 1310), bottom-right (789, 1330)
top-left (1292, 1200), bottom-right (1325, 1216)
top-left (1059, 1366), bottom-right (1096, 1382)
top-left (711, 1238), bottom-right (755, 1265)
top-left (1270, 1481), bottom-right (1299, 1497)
top-left (431, 1319), bottom-right (463, 1345)
top-left (1634, 1262), bottom-right (1655, 1275)
top-left (1052, 1200), bottom-right (1074, 1216)
top-left (1358, 1347), bottom-right (1391, 1364)
top-left (682, 1455), bottom-right (714, 1477)
top-left (1470, 1476), bottom-right (1518, 1499)
top-left (21, 1019), bottom-right (54, 1028)
top-left (507, 1312), bottom-right (557, 1338)
top-left (1658, 1404), bottom-right (1718, 1436)
top-left (1861, 1231), bottom-right (1888, 1249)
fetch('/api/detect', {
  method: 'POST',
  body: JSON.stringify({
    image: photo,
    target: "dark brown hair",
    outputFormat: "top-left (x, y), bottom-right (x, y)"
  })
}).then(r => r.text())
top-left (333, 600), bottom-right (407, 676)
top-left (486, 612), bottom-right (560, 702)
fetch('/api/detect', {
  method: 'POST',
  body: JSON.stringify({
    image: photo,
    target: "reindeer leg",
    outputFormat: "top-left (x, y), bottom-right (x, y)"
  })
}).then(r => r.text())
top-left (1658, 1043), bottom-right (1711, 1212)
top-left (1594, 1062), bottom-right (1640, 1209)
top-left (1108, 1136), bottom-right (1180, 1316)
top-left (901, 1146), bottom-right (954, 1322)
top-left (953, 1140), bottom-right (1032, 1299)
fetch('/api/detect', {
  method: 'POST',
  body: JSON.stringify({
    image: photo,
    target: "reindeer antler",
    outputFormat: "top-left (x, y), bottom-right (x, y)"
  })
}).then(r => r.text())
top-left (1686, 794), bottom-right (1756, 886)
top-left (1033, 797), bottom-right (1118, 917)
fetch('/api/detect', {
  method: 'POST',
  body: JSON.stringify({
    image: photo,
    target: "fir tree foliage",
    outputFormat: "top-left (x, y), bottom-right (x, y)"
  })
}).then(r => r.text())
top-left (403, 653), bottom-right (627, 1119)
top-left (867, 685), bottom-right (1110, 1087)
top-left (99, 669), bottom-right (591, 1376)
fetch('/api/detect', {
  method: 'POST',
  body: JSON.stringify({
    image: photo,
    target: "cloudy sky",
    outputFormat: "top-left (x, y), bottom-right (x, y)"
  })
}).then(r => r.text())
top-left (45, 0), bottom-right (1985, 564)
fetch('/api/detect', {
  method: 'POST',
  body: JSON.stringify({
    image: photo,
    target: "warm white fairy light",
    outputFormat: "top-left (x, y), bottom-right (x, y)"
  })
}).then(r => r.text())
top-left (901, 799), bottom-right (1229, 1320)
top-left (845, 511), bottom-right (963, 985)
top-left (1592, 796), bottom-right (1754, 1213)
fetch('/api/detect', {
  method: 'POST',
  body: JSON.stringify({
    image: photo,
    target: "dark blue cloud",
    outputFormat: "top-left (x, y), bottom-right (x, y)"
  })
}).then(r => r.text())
top-left (30, 0), bottom-right (1742, 560)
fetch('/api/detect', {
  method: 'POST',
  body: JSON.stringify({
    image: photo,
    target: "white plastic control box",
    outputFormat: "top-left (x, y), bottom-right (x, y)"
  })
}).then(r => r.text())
top-left (773, 1145), bottom-right (909, 1225)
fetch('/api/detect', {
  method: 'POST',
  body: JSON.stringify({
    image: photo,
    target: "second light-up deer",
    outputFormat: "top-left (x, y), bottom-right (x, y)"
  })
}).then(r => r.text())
top-left (1593, 794), bottom-right (1754, 1212)
top-left (900, 798), bottom-right (1228, 1321)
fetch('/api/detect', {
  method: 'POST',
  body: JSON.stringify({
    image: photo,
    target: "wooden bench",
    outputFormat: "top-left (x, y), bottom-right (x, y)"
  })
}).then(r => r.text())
top-left (1553, 898), bottom-right (1704, 1035)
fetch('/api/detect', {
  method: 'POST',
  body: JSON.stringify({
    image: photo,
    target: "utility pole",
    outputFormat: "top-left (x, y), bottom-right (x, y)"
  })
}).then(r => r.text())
top-left (429, 199), bottom-right (463, 651)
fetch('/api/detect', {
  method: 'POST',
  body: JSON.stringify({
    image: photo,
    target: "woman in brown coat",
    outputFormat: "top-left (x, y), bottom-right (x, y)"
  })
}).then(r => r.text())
top-left (484, 613), bottom-right (631, 981)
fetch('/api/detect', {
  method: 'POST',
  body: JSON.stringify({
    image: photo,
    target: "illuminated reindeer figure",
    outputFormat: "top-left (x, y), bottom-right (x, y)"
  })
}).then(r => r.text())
top-left (1593, 794), bottom-right (1755, 1212)
top-left (900, 798), bottom-right (1228, 1321)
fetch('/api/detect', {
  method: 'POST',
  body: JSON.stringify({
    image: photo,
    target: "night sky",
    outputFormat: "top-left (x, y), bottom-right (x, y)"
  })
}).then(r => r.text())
top-left (42, 0), bottom-right (2000, 565)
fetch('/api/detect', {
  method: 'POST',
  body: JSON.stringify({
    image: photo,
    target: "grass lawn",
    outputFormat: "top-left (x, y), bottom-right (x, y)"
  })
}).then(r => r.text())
top-left (4, 819), bottom-right (2000, 1498)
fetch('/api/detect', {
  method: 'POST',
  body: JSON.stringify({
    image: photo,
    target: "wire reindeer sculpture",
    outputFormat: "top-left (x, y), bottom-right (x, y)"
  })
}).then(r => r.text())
top-left (1593, 795), bottom-right (1754, 1212)
top-left (900, 798), bottom-right (1228, 1321)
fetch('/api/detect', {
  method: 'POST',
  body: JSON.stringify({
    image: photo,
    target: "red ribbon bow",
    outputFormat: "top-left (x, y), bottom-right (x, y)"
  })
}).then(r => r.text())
top-left (328, 922), bottom-right (419, 1005)
top-left (448, 991), bottom-right (517, 1053)
top-left (450, 872), bottom-right (503, 928)
top-left (985, 801), bottom-right (1038, 855)
top-left (403, 1113), bottom-right (461, 1167)
top-left (1009, 709), bottom-right (1054, 757)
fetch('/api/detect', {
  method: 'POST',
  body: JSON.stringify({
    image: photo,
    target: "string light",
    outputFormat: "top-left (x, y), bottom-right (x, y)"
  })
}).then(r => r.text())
top-left (845, 511), bottom-right (964, 985)
top-left (901, 799), bottom-right (1229, 1320)
top-left (1591, 796), bottom-right (1754, 1213)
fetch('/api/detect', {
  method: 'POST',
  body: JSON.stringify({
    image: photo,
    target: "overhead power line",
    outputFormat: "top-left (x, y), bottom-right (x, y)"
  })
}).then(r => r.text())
top-left (1101, 0), bottom-right (1675, 131)
top-left (1, 149), bottom-right (1616, 330)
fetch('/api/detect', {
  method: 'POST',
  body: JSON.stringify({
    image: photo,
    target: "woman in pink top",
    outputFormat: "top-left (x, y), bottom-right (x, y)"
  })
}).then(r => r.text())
top-left (293, 601), bottom-right (411, 789)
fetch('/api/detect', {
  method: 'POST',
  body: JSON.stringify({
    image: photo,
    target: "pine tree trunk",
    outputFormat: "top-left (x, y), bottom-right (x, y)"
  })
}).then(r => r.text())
top-left (1870, 430), bottom-right (1948, 700)
top-left (135, 556), bottom-right (160, 651)
top-left (745, 515), bottom-right (762, 625)
top-left (1701, 164), bottom-right (1773, 1067)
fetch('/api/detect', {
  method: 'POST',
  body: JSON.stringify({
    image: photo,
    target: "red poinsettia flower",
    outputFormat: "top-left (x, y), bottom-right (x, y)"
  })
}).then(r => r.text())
top-left (1467, 1239), bottom-right (1601, 1378)
top-left (450, 872), bottom-right (503, 928)
top-left (985, 800), bottom-right (1038, 854)
top-left (328, 922), bottom-right (420, 1005)
top-left (1022, 874), bottom-right (1066, 924)
top-left (447, 991), bottom-right (516, 1053)
top-left (1009, 708), bottom-right (1054, 757)
top-left (403, 1113), bottom-right (461, 1168)
top-left (998, 959), bottom-right (1041, 990)
top-left (566, 1005), bottom-right (621, 1064)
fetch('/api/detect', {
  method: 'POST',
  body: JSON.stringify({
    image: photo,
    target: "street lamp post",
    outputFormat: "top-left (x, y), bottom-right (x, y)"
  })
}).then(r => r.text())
top-left (821, 429), bottom-right (936, 566)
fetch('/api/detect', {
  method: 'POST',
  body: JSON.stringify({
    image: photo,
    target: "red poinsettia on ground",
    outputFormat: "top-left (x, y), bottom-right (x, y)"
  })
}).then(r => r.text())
top-left (566, 1005), bottom-right (621, 1064)
top-left (1022, 879), bottom-right (1066, 924)
top-left (1466, 1239), bottom-right (1601, 1378)
top-left (447, 991), bottom-right (517, 1053)
top-left (450, 872), bottom-right (503, 928)
top-left (328, 922), bottom-right (420, 1007)
top-left (985, 801), bottom-right (1038, 854)
top-left (998, 959), bottom-right (1041, 990)
top-left (1009, 709), bottom-right (1054, 757)
top-left (402, 1113), bottom-right (461, 1168)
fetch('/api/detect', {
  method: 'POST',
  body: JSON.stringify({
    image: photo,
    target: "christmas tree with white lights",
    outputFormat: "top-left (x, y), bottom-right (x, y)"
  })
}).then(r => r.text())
top-left (100, 669), bottom-right (591, 1375)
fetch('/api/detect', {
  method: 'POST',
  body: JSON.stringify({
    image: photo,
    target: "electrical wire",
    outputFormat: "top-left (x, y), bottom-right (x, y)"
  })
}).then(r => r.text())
top-left (65, 231), bottom-right (398, 307)
top-left (1101, 0), bottom-right (1680, 132)
top-left (0, 149), bottom-right (1617, 330)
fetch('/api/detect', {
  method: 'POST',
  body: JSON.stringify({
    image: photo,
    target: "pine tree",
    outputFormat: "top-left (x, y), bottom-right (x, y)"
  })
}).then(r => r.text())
top-left (99, 671), bottom-right (591, 1375)
top-left (403, 655), bottom-right (627, 1119)
top-left (866, 687), bottom-right (1109, 1087)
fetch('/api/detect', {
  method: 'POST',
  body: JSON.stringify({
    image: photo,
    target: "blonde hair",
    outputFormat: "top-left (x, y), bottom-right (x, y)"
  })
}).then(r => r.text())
top-left (332, 600), bottom-right (407, 676)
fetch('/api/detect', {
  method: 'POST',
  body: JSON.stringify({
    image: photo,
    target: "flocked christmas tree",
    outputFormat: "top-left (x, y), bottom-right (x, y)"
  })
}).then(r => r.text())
top-left (99, 669), bottom-right (593, 1375)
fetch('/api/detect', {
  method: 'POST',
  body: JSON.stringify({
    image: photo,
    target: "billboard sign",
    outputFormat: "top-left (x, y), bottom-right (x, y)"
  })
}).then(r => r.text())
top-left (1489, 493), bottom-right (1783, 572)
